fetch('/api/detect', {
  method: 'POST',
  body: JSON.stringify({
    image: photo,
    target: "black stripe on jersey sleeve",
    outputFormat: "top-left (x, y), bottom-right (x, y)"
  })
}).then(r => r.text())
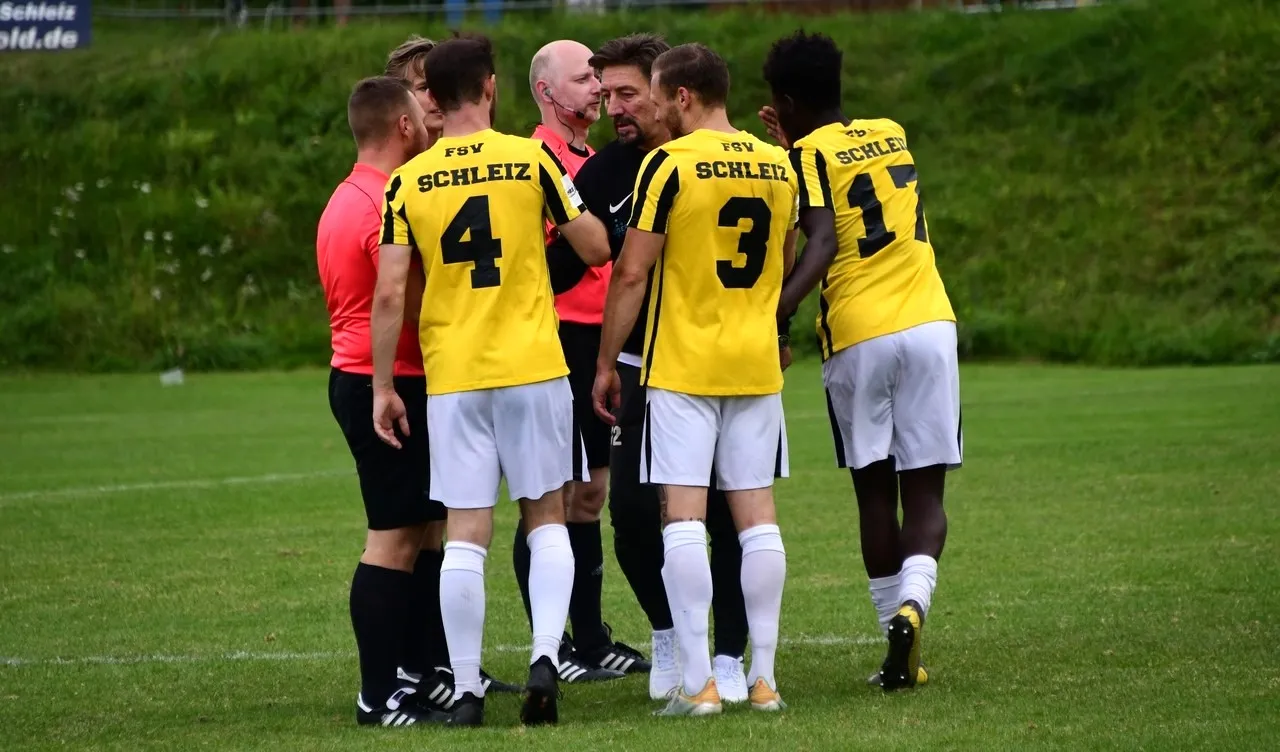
top-left (629, 149), bottom-right (670, 228)
top-left (648, 169), bottom-right (680, 234)
top-left (788, 149), bottom-right (809, 209)
top-left (380, 174), bottom-right (402, 245)
top-left (539, 163), bottom-right (573, 226)
top-left (541, 142), bottom-right (570, 176)
top-left (641, 252), bottom-right (665, 386)
top-left (814, 150), bottom-right (834, 208)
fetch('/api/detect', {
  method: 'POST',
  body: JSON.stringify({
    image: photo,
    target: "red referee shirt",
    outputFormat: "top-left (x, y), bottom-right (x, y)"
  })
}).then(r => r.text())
top-left (316, 162), bottom-right (424, 376)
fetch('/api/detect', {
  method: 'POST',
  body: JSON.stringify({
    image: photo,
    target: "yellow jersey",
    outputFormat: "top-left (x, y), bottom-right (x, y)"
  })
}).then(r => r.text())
top-left (382, 129), bottom-right (584, 395)
top-left (791, 120), bottom-right (955, 359)
top-left (629, 129), bottom-right (798, 396)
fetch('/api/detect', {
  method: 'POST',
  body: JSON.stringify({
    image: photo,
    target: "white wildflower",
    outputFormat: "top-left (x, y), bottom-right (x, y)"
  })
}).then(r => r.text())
top-left (143, 230), bottom-right (155, 243)
top-left (219, 236), bottom-right (233, 254)
top-left (66, 209), bottom-right (75, 220)
top-left (195, 196), bottom-right (209, 209)
top-left (162, 231), bottom-right (173, 243)
top-left (198, 245), bottom-right (212, 257)
top-left (63, 187), bottom-right (80, 203)
top-left (97, 178), bottom-right (110, 189)
top-left (52, 206), bottom-right (63, 217)
top-left (139, 182), bottom-right (152, 194)
top-left (74, 249), bottom-right (86, 259)
top-left (49, 225), bottom-right (59, 237)
top-left (151, 287), bottom-right (163, 300)
top-left (2, 244), bottom-right (15, 255)
top-left (75, 182), bottom-right (84, 192)
top-left (201, 268), bottom-right (213, 282)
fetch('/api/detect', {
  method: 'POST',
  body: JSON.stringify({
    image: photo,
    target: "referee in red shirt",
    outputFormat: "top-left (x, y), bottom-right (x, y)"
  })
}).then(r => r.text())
top-left (511, 40), bottom-right (650, 683)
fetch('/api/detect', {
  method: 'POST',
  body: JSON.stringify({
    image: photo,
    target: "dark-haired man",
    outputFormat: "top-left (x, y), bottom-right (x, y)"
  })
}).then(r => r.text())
top-left (761, 30), bottom-right (961, 692)
top-left (378, 34), bottom-right (522, 703)
top-left (372, 33), bottom-right (611, 727)
top-left (553, 32), bottom-right (753, 703)
top-left (592, 43), bottom-right (797, 717)
top-left (319, 75), bottom-right (443, 728)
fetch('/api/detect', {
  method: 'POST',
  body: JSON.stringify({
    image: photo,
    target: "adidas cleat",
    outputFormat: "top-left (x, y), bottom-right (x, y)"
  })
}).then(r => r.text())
top-left (880, 602), bottom-right (923, 692)
top-left (441, 692), bottom-right (485, 727)
top-left (582, 640), bottom-right (652, 675)
top-left (520, 655), bottom-right (561, 726)
top-left (481, 667), bottom-right (522, 694)
top-left (713, 655), bottom-right (748, 704)
top-left (558, 640), bottom-right (626, 683)
top-left (355, 689), bottom-right (446, 727)
top-left (748, 678), bottom-right (787, 712)
top-left (655, 677), bottom-right (723, 717)
top-left (397, 667), bottom-right (457, 711)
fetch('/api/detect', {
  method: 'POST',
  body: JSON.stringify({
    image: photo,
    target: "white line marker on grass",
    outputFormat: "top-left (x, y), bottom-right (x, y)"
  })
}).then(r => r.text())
top-left (0, 469), bottom-right (351, 504)
top-left (1, 635), bottom-right (880, 668)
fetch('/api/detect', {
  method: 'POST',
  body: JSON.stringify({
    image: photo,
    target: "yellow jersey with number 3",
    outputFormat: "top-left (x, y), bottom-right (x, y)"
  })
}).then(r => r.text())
top-left (382, 129), bottom-right (584, 395)
top-left (629, 129), bottom-right (798, 396)
top-left (790, 120), bottom-right (955, 359)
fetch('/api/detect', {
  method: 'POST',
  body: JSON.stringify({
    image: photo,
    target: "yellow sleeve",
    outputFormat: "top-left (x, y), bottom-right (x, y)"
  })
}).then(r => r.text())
top-left (536, 141), bottom-right (585, 227)
top-left (379, 170), bottom-right (415, 247)
top-left (628, 148), bottom-right (680, 234)
top-left (787, 145), bottom-right (833, 211)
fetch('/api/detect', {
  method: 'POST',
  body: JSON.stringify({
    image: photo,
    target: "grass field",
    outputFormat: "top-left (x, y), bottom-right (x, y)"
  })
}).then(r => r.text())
top-left (2, 361), bottom-right (1278, 750)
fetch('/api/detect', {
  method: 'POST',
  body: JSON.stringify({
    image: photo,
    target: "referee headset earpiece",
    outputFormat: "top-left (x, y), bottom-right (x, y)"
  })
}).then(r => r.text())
top-left (544, 86), bottom-right (587, 121)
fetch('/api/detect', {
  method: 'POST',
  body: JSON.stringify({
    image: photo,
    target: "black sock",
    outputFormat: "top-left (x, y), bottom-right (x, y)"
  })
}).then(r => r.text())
top-left (610, 487), bottom-right (673, 631)
top-left (350, 562), bottom-right (414, 707)
top-left (707, 490), bottom-right (748, 658)
top-left (401, 548), bottom-right (448, 673)
top-left (567, 520), bottom-right (609, 653)
top-left (512, 520), bottom-right (534, 630)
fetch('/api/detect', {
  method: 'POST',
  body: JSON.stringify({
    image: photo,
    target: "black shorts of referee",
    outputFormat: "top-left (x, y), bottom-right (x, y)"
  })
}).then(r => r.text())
top-left (328, 368), bottom-right (446, 529)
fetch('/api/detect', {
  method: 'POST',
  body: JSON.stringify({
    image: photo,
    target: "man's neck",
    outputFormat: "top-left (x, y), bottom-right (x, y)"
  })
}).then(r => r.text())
top-left (539, 110), bottom-right (589, 150)
top-left (442, 103), bottom-right (492, 139)
top-left (796, 109), bottom-right (851, 142)
top-left (355, 146), bottom-right (406, 177)
top-left (683, 105), bottom-right (736, 136)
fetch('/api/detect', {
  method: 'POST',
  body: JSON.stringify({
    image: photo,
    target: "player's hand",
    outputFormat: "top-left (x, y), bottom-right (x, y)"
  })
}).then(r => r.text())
top-left (591, 366), bottom-right (621, 425)
top-left (372, 387), bottom-right (410, 449)
top-left (780, 344), bottom-right (793, 372)
top-left (758, 106), bottom-right (791, 150)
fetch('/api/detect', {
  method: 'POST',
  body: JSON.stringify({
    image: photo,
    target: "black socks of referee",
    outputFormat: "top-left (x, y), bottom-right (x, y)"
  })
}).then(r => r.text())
top-left (401, 549), bottom-right (449, 675)
top-left (350, 562), bottom-right (413, 708)
top-left (514, 519), bottom-right (610, 653)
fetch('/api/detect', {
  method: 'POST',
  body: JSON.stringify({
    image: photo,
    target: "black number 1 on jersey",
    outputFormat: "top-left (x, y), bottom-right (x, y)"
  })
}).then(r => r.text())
top-left (442, 195), bottom-right (503, 289)
top-left (848, 163), bottom-right (928, 259)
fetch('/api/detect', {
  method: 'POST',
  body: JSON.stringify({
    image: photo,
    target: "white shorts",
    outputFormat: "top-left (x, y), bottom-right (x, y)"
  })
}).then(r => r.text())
top-left (822, 320), bottom-right (962, 472)
top-left (640, 388), bottom-right (788, 491)
top-left (427, 377), bottom-right (588, 508)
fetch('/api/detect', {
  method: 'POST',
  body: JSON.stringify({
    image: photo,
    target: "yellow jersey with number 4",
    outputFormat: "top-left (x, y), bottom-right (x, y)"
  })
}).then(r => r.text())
top-left (382, 129), bottom-right (584, 395)
top-left (790, 120), bottom-right (955, 360)
top-left (629, 129), bottom-right (798, 396)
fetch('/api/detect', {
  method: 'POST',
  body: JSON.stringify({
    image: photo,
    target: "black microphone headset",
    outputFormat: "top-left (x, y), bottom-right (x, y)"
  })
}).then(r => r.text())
top-left (543, 86), bottom-right (587, 121)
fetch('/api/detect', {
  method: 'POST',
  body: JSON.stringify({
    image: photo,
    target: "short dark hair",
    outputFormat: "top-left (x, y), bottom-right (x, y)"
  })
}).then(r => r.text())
top-left (589, 33), bottom-right (671, 81)
top-left (652, 43), bottom-right (730, 107)
top-left (347, 76), bottom-right (414, 147)
top-left (762, 30), bottom-right (842, 111)
top-left (423, 33), bottom-right (496, 113)
top-left (385, 35), bottom-right (436, 81)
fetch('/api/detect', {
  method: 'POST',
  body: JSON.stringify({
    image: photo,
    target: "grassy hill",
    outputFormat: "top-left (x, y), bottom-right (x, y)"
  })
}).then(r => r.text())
top-left (0, 0), bottom-right (1276, 370)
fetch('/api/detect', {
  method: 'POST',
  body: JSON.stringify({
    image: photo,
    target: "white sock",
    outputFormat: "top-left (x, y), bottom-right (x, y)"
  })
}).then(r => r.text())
top-left (440, 541), bottom-right (487, 698)
top-left (899, 554), bottom-right (938, 619)
top-left (661, 521), bottom-right (712, 694)
top-left (526, 523), bottom-right (575, 666)
top-left (869, 573), bottom-right (901, 636)
top-left (738, 524), bottom-right (786, 689)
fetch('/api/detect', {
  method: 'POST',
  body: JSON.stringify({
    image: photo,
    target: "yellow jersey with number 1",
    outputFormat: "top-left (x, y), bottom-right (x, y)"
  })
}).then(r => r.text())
top-left (790, 119), bottom-right (955, 360)
top-left (630, 129), bottom-right (798, 397)
top-left (382, 129), bottom-right (584, 395)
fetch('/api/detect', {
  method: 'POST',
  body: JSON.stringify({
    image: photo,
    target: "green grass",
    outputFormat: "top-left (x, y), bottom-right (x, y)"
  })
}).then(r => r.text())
top-left (2, 362), bottom-right (1278, 749)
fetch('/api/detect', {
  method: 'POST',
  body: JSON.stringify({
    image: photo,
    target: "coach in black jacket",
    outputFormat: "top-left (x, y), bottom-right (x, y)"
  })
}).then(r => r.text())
top-left (548, 33), bottom-right (753, 703)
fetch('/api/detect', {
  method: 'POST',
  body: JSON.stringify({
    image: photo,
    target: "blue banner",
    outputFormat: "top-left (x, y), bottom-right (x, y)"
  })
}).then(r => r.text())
top-left (0, 1), bottom-right (90, 52)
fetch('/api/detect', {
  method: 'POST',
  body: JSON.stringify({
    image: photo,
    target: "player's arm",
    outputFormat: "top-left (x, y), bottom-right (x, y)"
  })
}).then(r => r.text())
top-left (538, 143), bottom-right (610, 267)
top-left (778, 146), bottom-right (838, 325)
top-left (592, 150), bottom-right (678, 422)
top-left (370, 174), bottom-right (415, 446)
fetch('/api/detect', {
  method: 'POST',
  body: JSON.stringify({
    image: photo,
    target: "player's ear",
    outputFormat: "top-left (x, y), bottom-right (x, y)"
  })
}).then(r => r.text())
top-left (486, 74), bottom-right (497, 100)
